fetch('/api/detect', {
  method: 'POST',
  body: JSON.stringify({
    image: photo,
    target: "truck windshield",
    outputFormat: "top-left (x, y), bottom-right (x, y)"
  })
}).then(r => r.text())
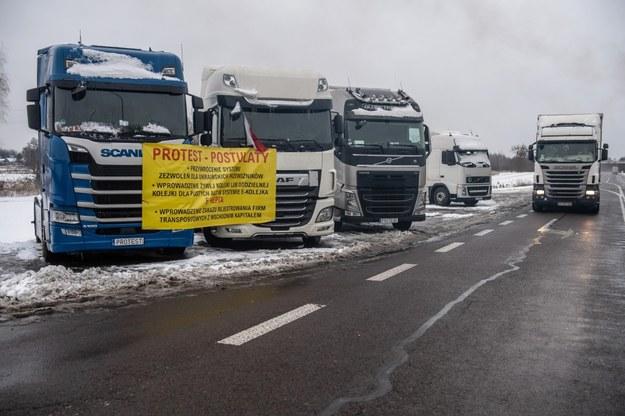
top-left (53, 87), bottom-right (187, 140)
top-left (221, 106), bottom-right (333, 152)
top-left (457, 150), bottom-right (490, 167)
top-left (345, 119), bottom-right (425, 154)
top-left (536, 141), bottom-right (597, 163)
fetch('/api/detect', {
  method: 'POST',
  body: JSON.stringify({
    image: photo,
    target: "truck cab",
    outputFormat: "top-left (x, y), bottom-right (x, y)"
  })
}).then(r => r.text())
top-left (330, 87), bottom-right (428, 231)
top-left (528, 113), bottom-right (608, 214)
top-left (198, 66), bottom-right (335, 246)
top-left (426, 131), bottom-right (492, 206)
top-left (26, 44), bottom-right (201, 261)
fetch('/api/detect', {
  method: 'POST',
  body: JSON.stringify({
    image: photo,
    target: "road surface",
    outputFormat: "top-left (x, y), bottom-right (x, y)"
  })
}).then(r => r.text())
top-left (2, 176), bottom-right (625, 415)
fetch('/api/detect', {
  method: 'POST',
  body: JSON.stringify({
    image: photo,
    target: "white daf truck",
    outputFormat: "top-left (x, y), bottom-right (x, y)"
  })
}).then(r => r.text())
top-left (528, 113), bottom-right (608, 213)
top-left (330, 87), bottom-right (428, 231)
top-left (426, 131), bottom-right (492, 206)
top-left (198, 66), bottom-right (335, 246)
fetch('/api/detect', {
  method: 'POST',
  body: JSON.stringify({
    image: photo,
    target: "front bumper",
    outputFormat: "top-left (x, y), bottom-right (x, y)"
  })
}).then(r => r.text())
top-left (208, 198), bottom-right (335, 239)
top-left (49, 222), bottom-right (194, 254)
top-left (533, 192), bottom-right (599, 209)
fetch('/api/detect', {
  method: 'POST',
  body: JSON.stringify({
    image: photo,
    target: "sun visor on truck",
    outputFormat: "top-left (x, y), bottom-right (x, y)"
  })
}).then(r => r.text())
top-left (217, 95), bottom-right (332, 111)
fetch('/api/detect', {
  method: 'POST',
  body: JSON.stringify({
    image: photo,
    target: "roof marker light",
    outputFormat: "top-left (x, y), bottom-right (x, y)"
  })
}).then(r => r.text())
top-left (223, 74), bottom-right (238, 88)
top-left (317, 78), bottom-right (328, 92)
top-left (162, 67), bottom-right (176, 76)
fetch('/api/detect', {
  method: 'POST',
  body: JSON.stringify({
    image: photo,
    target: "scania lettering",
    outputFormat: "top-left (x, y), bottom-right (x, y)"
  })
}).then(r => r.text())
top-left (27, 44), bottom-right (204, 261)
top-left (330, 87), bottom-right (428, 231)
top-left (100, 148), bottom-right (143, 158)
top-left (528, 113), bottom-right (608, 214)
top-left (198, 66), bottom-right (335, 246)
top-left (426, 131), bottom-right (492, 206)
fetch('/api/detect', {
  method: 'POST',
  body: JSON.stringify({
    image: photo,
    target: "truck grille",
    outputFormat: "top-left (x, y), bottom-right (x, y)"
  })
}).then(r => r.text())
top-left (467, 185), bottom-right (491, 197)
top-left (466, 176), bottom-right (490, 183)
top-left (357, 171), bottom-right (418, 217)
top-left (257, 186), bottom-right (319, 229)
top-left (542, 165), bottom-right (589, 198)
top-left (72, 153), bottom-right (143, 222)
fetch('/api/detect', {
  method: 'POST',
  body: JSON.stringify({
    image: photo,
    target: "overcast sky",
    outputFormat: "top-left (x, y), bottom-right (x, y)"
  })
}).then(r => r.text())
top-left (1, 0), bottom-right (624, 157)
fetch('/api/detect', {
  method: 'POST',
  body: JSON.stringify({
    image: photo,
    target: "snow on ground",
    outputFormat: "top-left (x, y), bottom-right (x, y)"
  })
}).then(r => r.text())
top-left (492, 171), bottom-right (533, 190)
top-left (0, 181), bottom-right (531, 319)
top-left (0, 196), bottom-right (35, 243)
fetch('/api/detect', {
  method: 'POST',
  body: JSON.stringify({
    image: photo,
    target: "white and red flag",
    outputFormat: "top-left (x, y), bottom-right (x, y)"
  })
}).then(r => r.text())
top-left (243, 114), bottom-right (267, 153)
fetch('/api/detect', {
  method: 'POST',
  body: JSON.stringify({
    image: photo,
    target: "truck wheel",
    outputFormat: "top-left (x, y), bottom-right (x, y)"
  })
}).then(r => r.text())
top-left (41, 241), bottom-right (62, 264)
top-left (532, 202), bottom-right (543, 212)
top-left (33, 201), bottom-right (41, 243)
top-left (392, 221), bottom-right (412, 231)
top-left (162, 247), bottom-right (186, 258)
top-left (202, 228), bottom-right (231, 247)
top-left (463, 199), bottom-right (478, 207)
top-left (303, 236), bottom-right (321, 248)
top-left (334, 219), bottom-right (343, 232)
top-left (433, 187), bottom-right (451, 206)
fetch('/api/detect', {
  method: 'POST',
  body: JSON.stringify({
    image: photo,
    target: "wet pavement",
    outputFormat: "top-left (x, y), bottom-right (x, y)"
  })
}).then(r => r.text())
top-left (1, 177), bottom-right (624, 415)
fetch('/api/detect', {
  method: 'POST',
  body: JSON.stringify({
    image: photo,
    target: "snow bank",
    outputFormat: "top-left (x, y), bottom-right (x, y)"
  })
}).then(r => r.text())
top-left (0, 196), bottom-right (35, 243)
top-left (492, 172), bottom-right (533, 190)
top-left (0, 172), bottom-right (36, 183)
top-left (67, 48), bottom-right (177, 80)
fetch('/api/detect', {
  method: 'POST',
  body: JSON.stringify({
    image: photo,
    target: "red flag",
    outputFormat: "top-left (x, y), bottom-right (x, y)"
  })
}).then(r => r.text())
top-left (243, 114), bottom-right (267, 153)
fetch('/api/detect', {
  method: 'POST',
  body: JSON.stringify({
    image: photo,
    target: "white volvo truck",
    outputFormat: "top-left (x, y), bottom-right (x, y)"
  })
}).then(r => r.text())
top-left (529, 113), bottom-right (608, 213)
top-left (199, 66), bottom-right (335, 246)
top-left (330, 87), bottom-right (428, 231)
top-left (426, 131), bottom-right (491, 206)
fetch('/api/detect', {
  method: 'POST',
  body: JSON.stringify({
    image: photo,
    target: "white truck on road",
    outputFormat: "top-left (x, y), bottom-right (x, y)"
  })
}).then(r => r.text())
top-left (426, 131), bottom-right (491, 206)
top-left (330, 87), bottom-right (428, 231)
top-left (528, 113), bottom-right (608, 213)
top-left (199, 66), bottom-right (335, 246)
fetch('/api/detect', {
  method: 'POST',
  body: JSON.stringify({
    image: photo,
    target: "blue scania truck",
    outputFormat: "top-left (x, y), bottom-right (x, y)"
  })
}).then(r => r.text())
top-left (26, 44), bottom-right (204, 261)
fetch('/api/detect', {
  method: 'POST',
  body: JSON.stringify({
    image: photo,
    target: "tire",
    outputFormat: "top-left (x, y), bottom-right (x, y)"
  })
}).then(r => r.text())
top-left (41, 240), bottom-right (62, 264)
top-left (162, 247), bottom-right (186, 258)
top-left (33, 199), bottom-right (41, 243)
top-left (463, 199), bottom-right (478, 207)
top-left (303, 236), bottom-right (321, 248)
top-left (532, 202), bottom-right (543, 212)
top-left (334, 219), bottom-right (343, 232)
top-left (203, 228), bottom-right (231, 247)
top-left (392, 221), bottom-right (412, 231)
top-left (432, 186), bottom-right (451, 206)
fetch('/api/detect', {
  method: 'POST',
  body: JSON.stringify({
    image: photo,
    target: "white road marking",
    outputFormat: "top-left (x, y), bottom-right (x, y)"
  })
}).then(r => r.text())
top-left (538, 218), bottom-right (558, 232)
top-left (435, 242), bottom-right (464, 253)
top-left (499, 220), bottom-right (514, 226)
top-left (474, 229), bottom-right (494, 237)
top-left (516, 214), bottom-right (528, 218)
top-left (218, 303), bottom-right (326, 346)
top-left (367, 263), bottom-right (416, 282)
top-left (615, 184), bottom-right (625, 225)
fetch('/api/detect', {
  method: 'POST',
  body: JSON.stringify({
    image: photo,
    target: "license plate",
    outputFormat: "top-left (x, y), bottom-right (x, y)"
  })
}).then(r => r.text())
top-left (557, 202), bottom-right (573, 207)
top-left (380, 218), bottom-right (398, 224)
top-left (113, 237), bottom-right (145, 247)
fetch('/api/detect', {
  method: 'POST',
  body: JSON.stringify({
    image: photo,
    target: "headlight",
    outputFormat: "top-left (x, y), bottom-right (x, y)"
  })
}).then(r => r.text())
top-left (51, 209), bottom-right (80, 224)
top-left (535, 189), bottom-right (545, 196)
top-left (344, 191), bottom-right (362, 216)
top-left (316, 207), bottom-right (334, 223)
top-left (585, 190), bottom-right (596, 196)
top-left (223, 74), bottom-right (238, 88)
top-left (67, 144), bottom-right (88, 153)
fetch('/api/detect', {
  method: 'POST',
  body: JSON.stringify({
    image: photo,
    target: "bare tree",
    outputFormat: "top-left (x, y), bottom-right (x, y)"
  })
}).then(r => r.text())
top-left (0, 46), bottom-right (9, 123)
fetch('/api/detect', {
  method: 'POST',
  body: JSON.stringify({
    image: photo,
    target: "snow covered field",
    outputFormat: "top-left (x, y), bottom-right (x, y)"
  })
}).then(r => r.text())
top-left (491, 171), bottom-right (533, 189)
top-left (0, 173), bottom-right (531, 320)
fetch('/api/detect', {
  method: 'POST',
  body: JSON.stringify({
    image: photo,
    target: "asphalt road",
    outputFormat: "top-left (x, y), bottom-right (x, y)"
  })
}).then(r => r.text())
top-left (2, 175), bottom-right (625, 415)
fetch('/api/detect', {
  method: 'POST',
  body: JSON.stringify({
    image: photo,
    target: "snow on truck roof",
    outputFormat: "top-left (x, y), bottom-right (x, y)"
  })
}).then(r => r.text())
top-left (37, 44), bottom-right (185, 86)
top-left (200, 65), bottom-right (330, 106)
top-left (431, 131), bottom-right (488, 151)
top-left (537, 113), bottom-right (602, 128)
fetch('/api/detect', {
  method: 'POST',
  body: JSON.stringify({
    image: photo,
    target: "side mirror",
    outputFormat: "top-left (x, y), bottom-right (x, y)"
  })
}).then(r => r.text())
top-left (424, 124), bottom-right (430, 155)
top-left (528, 144), bottom-right (534, 161)
top-left (27, 104), bottom-right (41, 131)
top-left (71, 83), bottom-right (87, 100)
top-left (192, 110), bottom-right (207, 136)
top-left (442, 150), bottom-right (456, 165)
top-left (602, 147), bottom-right (608, 161)
top-left (26, 87), bottom-right (42, 102)
top-left (191, 95), bottom-right (204, 110)
top-left (333, 114), bottom-right (344, 135)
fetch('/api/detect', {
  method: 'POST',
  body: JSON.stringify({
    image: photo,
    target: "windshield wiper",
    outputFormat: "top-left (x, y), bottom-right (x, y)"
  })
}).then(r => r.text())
top-left (387, 143), bottom-right (419, 149)
top-left (262, 138), bottom-right (297, 151)
top-left (289, 139), bottom-right (325, 150)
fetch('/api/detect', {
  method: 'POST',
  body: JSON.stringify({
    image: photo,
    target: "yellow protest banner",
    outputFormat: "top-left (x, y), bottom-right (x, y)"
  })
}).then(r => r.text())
top-left (142, 144), bottom-right (276, 229)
